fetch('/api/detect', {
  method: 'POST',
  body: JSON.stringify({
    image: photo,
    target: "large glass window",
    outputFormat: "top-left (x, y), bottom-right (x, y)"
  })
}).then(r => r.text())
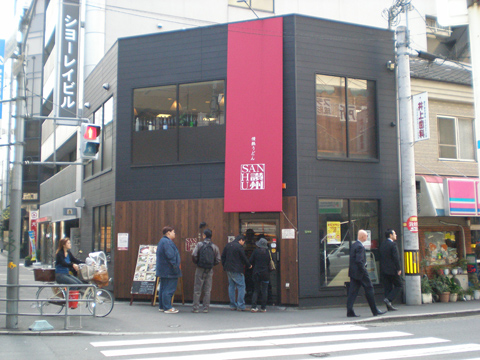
top-left (438, 116), bottom-right (475, 161)
top-left (85, 97), bottom-right (114, 178)
top-left (133, 80), bottom-right (225, 165)
top-left (316, 75), bottom-right (377, 159)
top-left (228, 0), bottom-right (274, 12)
top-left (93, 204), bottom-right (112, 259)
top-left (319, 199), bottom-right (379, 288)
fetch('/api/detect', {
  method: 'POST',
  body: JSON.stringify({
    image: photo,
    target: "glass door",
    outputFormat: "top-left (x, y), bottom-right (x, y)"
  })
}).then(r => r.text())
top-left (240, 215), bottom-right (280, 305)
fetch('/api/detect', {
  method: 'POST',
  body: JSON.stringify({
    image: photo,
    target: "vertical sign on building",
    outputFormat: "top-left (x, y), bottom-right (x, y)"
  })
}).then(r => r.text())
top-left (0, 39), bottom-right (5, 119)
top-left (224, 18), bottom-right (283, 212)
top-left (55, 0), bottom-right (80, 123)
top-left (29, 211), bottom-right (39, 260)
top-left (412, 92), bottom-right (429, 141)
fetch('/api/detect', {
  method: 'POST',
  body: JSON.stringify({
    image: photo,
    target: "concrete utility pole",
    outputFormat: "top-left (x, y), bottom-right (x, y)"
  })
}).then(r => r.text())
top-left (396, 26), bottom-right (421, 306)
top-left (468, 2), bottom-right (480, 186)
top-left (6, 10), bottom-right (27, 328)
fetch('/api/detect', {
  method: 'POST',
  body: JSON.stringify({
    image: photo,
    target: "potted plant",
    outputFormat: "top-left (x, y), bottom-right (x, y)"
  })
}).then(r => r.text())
top-left (24, 255), bottom-right (33, 267)
top-left (468, 275), bottom-right (480, 300)
top-left (466, 287), bottom-right (475, 300)
top-left (447, 277), bottom-right (462, 302)
top-left (431, 276), bottom-right (450, 302)
top-left (458, 258), bottom-right (468, 274)
top-left (421, 276), bottom-right (433, 304)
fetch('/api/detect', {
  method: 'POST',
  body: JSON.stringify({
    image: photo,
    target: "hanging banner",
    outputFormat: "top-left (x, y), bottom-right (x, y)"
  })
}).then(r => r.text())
top-left (55, 0), bottom-right (80, 122)
top-left (412, 92), bottom-right (430, 141)
top-left (224, 18), bottom-right (283, 212)
top-left (29, 211), bottom-right (38, 259)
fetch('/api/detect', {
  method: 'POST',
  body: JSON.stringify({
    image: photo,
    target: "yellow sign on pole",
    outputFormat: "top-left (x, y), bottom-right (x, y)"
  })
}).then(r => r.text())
top-left (327, 221), bottom-right (341, 244)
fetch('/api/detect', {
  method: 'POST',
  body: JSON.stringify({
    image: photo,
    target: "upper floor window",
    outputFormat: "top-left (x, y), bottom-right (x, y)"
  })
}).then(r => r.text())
top-left (316, 74), bottom-right (377, 160)
top-left (228, 0), bottom-right (274, 12)
top-left (84, 97), bottom-right (114, 178)
top-left (132, 80), bottom-right (225, 165)
top-left (438, 116), bottom-right (475, 161)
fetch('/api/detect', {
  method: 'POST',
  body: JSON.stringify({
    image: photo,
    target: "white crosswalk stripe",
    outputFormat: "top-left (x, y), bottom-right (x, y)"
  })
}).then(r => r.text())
top-left (90, 324), bottom-right (480, 360)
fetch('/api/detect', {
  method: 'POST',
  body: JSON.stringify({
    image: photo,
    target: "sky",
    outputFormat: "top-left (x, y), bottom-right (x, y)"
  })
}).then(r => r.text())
top-left (0, 0), bottom-right (19, 41)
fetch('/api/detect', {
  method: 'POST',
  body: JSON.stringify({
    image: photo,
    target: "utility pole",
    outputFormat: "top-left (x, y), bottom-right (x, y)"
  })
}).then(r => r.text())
top-left (6, 16), bottom-right (26, 330)
top-left (468, 2), bottom-right (480, 189)
top-left (396, 26), bottom-right (421, 306)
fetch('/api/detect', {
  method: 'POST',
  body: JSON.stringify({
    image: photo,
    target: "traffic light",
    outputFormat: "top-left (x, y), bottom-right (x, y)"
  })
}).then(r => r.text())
top-left (80, 123), bottom-right (101, 160)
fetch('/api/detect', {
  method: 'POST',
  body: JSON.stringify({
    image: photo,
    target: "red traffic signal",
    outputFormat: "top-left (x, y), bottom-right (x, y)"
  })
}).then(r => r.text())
top-left (83, 125), bottom-right (101, 140)
top-left (80, 123), bottom-right (102, 160)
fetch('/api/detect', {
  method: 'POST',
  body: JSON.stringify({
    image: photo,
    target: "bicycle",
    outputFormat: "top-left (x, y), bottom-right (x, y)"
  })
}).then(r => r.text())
top-left (34, 252), bottom-right (114, 317)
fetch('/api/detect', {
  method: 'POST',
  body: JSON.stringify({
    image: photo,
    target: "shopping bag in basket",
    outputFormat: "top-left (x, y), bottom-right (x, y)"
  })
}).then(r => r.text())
top-left (79, 264), bottom-right (95, 281)
top-left (92, 266), bottom-right (109, 287)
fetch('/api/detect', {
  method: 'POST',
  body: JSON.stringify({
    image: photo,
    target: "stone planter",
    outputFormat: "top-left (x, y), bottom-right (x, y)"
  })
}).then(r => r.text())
top-left (466, 294), bottom-right (473, 301)
top-left (422, 293), bottom-right (432, 304)
top-left (474, 290), bottom-right (480, 300)
top-left (449, 293), bottom-right (458, 302)
top-left (439, 292), bottom-right (450, 303)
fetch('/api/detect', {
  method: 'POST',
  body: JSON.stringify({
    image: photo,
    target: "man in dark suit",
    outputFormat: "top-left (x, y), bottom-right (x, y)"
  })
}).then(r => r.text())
top-left (346, 229), bottom-right (386, 317)
top-left (379, 229), bottom-right (402, 311)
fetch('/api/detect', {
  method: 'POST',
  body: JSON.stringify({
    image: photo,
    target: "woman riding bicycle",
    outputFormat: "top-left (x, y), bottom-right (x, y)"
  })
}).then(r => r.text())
top-left (55, 237), bottom-right (84, 289)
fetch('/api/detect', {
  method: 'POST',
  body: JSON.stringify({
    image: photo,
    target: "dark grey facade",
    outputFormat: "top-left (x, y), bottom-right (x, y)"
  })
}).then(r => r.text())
top-left (83, 15), bottom-right (400, 306)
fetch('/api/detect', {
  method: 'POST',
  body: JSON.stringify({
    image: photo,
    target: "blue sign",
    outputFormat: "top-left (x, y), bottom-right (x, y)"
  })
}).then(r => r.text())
top-left (0, 39), bottom-right (5, 118)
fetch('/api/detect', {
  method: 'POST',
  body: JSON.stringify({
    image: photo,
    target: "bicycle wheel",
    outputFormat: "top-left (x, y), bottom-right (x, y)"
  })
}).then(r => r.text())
top-left (36, 286), bottom-right (65, 315)
top-left (86, 288), bottom-right (114, 317)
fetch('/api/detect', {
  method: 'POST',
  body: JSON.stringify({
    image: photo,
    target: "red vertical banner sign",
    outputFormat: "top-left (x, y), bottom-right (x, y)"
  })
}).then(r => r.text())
top-left (224, 18), bottom-right (284, 212)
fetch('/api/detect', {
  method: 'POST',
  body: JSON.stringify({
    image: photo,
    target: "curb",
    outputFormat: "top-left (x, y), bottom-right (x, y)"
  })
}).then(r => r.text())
top-left (2, 308), bottom-right (480, 336)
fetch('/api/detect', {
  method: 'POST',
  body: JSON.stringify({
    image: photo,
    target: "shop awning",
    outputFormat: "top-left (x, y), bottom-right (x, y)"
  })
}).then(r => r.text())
top-left (416, 175), bottom-right (480, 217)
top-left (416, 175), bottom-right (445, 216)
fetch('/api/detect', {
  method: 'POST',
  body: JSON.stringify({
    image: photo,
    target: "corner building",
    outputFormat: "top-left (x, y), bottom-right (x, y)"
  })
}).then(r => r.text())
top-left (83, 15), bottom-right (400, 307)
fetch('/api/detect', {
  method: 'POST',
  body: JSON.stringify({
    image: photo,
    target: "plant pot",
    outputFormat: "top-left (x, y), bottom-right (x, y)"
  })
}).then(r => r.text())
top-left (443, 268), bottom-right (450, 276)
top-left (474, 290), bottom-right (480, 300)
top-left (449, 293), bottom-right (457, 302)
top-left (451, 268), bottom-right (458, 276)
top-left (422, 293), bottom-right (432, 304)
top-left (466, 294), bottom-right (472, 301)
top-left (439, 292), bottom-right (450, 302)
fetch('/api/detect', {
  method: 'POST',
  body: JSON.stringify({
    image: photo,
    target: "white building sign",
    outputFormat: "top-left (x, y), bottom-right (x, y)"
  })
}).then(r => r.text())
top-left (413, 92), bottom-right (430, 142)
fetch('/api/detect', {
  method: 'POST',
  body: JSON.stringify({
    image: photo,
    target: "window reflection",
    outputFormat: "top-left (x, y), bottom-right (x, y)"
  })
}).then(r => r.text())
top-left (319, 199), bottom-right (379, 288)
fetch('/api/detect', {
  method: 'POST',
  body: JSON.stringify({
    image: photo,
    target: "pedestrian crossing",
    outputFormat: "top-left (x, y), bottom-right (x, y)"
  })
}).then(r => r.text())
top-left (90, 324), bottom-right (480, 360)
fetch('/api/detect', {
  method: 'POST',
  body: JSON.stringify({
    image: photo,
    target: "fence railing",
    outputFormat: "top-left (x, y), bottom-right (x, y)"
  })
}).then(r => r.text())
top-left (0, 283), bottom-right (96, 330)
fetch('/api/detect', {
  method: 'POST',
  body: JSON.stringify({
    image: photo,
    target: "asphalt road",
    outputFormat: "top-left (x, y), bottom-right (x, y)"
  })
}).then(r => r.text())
top-left (2, 315), bottom-right (480, 360)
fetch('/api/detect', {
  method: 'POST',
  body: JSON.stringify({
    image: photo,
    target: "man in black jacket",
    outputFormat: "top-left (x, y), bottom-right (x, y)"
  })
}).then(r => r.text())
top-left (379, 229), bottom-right (402, 311)
top-left (346, 229), bottom-right (386, 317)
top-left (221, 235), bottom-right (252, 311)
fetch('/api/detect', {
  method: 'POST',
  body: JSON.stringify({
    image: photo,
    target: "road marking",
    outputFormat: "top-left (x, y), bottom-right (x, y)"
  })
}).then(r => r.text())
top-left (91, 324), bottom-right (367, 347)
top-left (101, 333), bottom-right (424, 358)
top-left (124, 337), bottom-right (448, 360)
top-left (331, 343), bottom-right (480, 360)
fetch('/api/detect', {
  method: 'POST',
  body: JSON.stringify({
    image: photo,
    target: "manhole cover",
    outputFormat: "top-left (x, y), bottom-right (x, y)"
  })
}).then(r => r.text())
top-left (168, 324), bottom-right (181, 328)
top-left (310, 353), bottom-right (330, 358)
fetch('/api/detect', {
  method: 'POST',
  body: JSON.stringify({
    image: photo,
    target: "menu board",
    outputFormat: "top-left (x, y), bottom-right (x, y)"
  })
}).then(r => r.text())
top-left (131, 245), bottom-right (157, 295)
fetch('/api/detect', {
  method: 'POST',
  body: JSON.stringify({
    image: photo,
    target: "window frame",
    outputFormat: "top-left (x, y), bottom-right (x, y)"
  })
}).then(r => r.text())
top-left (93, 204), bottom-right (112, 256)
top-left (132, 79), bottom-right (226, 166)
top-left (315, 73), bottom-right (379, 161)
top-left (317, 198), bottom-right (380, 288)
top-left (437, 115), bottom-right (476, 161)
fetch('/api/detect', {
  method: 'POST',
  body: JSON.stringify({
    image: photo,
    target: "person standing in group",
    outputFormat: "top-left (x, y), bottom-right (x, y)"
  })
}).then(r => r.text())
top-left (379, 229), bottom-right (402, 311)
top-left (221, 234), bottom-right (252, 311)
top-left (191, 228), bottom-right (221, 313)
top-left (249, 237), bottom-right (270, 313)
top-left (346, 229), bottom-right (386, 318)
top-left (156, 226), bottom-right (182, 314)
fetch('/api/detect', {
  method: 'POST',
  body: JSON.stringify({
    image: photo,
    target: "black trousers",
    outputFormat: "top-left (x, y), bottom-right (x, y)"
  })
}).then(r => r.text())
top-left (383, 273), bottom-right (403, 303)
top-left (346, 274), bottom-right (378, 316)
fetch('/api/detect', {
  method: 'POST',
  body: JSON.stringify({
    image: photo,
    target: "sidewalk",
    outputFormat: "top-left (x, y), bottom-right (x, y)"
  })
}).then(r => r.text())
top-left (1, 252), bottom-right (480, 336)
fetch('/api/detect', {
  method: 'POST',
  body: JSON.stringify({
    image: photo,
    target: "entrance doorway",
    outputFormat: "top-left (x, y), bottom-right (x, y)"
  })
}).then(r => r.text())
top-left (240, 213), bottom-right (280, 305)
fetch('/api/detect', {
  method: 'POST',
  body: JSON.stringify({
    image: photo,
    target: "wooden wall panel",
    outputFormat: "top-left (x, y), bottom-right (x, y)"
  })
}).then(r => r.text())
top-left (114, 197), bottom-right (298, 305)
